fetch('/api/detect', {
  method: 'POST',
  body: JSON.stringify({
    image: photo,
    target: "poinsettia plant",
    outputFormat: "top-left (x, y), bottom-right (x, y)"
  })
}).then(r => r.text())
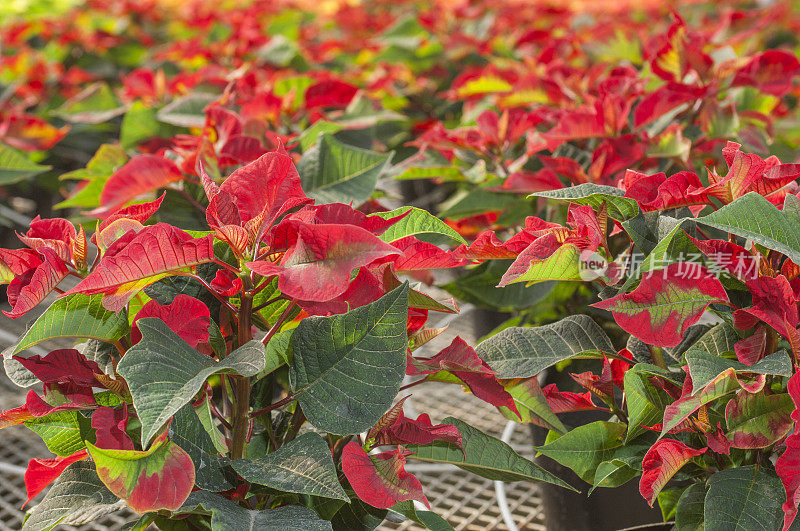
top-left (0, 144), bottom-right (577, 530)
top-left (459, 141), bottom-right (800, 530)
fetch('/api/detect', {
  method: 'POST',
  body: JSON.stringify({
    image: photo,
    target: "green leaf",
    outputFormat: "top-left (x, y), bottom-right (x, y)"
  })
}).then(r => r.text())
top-left (675, 482), bottom-right (706, 531)
top-left (178, 491), bottom-right (333, 531)
top-left (532, 184), bottom-right (640, 220)
top-left (685, 349), bottom-right (792, 393)
top-left (331, 498), bottom-right (386, 530)
top-left (704, 466), bottom-right (784, 531)
top-left (55, 144), bottom-right (127, 209)
top-left (591, 459), bottom-right (638, 493)
top-left (291, 284), bottom-right (409, 435)
top-left (257, 328), bottom-right (293, 380)
top-left (500, 377), bottom-right (566, 434)
top-left (118, 318), bottom-right (266, 446)
top-left (535, 421), bottom-right (627, 483)
top-left (0, 144), bottom-right (51, 184)
top-left (475, 315), bottom-right (615, 378)
top-left (298, 120), bottom-right (344, 151)
top-left (683, 322), bottom-right (740, 360)
top-left (21, 461), bottom-right (121, 531)
top-left (231, 433), bottom-right (348, 501)
top-left (120, 101), bottom-right (160, 149)
top-left (437, 188), bottom-right (517, 220)
top-left (156, 92), bottom-right (218, 128)
top-left (14, 293), bottom-right (129, 354)
top-left (725, 392), bottom-right (793, 448)
top-left (389, 501), bottom-right (453, 531)
top-left (298, 133), bottom-right (392, 205)
top-left (409, 417), bottom-right (575, 490)
top-left (54, 82), bottom-right (126, 123)
top-left (624, 364), bottom-right (673, 441)
top-left (442, 261), bottom-right (556, 312)
top-left (395, 165), bottom-right (463, 181)
top-left (171, 404), bottom-right (233, 492)
top-left (697, 192), bottom-right (800, 264)
top-left (86, 434), bottom-right (195, 512)
top-left (369, 206), bottom-right (467, 245)
top-left (25, 411), bottom-right (86, 457)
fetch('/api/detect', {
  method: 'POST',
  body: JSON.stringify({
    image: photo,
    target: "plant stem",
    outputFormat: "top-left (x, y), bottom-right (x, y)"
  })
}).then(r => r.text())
top-left (261, 301), bottom-right (297, 345)
top-left (249, 392), bottom-right (298, 418)
top-left (649, 346), bottom-right (667, 369)
top-left (230, 286), bottom-right (253, 460)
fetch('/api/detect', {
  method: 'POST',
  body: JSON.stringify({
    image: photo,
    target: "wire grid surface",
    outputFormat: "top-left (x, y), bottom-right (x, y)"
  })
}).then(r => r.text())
top-left (0, 295), bottom-right (546, 530)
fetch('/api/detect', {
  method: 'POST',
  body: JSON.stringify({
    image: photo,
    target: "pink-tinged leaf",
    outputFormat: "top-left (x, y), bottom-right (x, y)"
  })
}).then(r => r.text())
top-left (387, 236), bottom-right (465, 270)
top-left (733, 50), bottom-right (800, 97)
top-left (498, 233), bottom-right (581, 287)
top-left (0, 114), bottom-right (69, 151)
top-left (724, 391), bottom-right (792, 449)
top-left (407, 337), bottom-right (519, 417)
top-left (341, 442), bottom-right (429, 510)
top-left (95, 155), bottom-right (183, 215)
top-left (366, 398), bottom-right (463, 449)
top-left (304, 79), bottom-right (358, 109)
top-left (4, 248), bottom-right (68, 319)
top-left (23, 449), bottom-right (88, 506)
top-left (13, 348), bottom-right (102, 389)
top-left (592, 263), bottom-right (729, 348)
top-left (248, 221), bottom-right (399, 302)
top-left (0, 389), bottom-right (96, 429)
top-left (542, 383), bottom-right (599, 413)
top-left (64, 224), bottom-right (215, 311)
top-left (0, 248), bottom-right (41, 284)
top-left (86, 431), bottom-right (195, 513)
top-left (661, 368), bottom-right (740, 436)
top-left (639, 439), bottom-right (706, 506)
top-left (735, 325), bottom-right (767, 366)
top-left (92, 406), bottom-right (134, 451)
top-left (131, 294), bottom-right (210, 348)
top-left (96, 193), bottom-right (165, 232)
top-left (734, 275), bottom-right (800, 353)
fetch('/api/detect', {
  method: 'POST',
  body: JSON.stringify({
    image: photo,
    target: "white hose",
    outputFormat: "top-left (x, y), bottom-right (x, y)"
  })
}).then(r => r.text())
top-left (0, 461), bottom-right (26, 476)
top-left (494, 420), bottom-right (519, 531)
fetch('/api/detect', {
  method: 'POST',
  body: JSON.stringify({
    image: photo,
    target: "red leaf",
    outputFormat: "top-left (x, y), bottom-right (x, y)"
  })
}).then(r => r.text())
top-left (92, 406), bottom-right (134, 450)
top-left (570, 356), bottom-right (614, 400)
top-left (341, 442), bottom-right (429, 509)
top-left (453, 230), bottom-right (519, 260)
top-left (706, 142), bottom-right (800, 204)
top-left (0, 248), bottom-right (41, 283)
top-left (65, 224), bottom-right (215, 311)
top-left (592, 263), bottom-right (729, 348)
top-left (541, 384), bottom-right (598, 413)
top-left (304, 79), bottom-right (358, 109)
top-left (734, 325), bottom-right (767, 366)
top-left (23, 450), bottom-right (89, 507)
top-left (248, 221), bottom-right (399, 302)
top-left (296, 266), bottom-right (384, 316)
top-left (499, 170), bottom-right (563, 194)
top-left (4, 248), bottom-right (68, 319)
top-left (733, 50), bottom-right (800, 97)
top-left (96, 193), bottom-right (165, 233)
top-left (387, 236), bottom-right (465, 270)
top-left (210, 269), bottom-right (242, 297)
top-left (633, 83), bottom-right (705, 129)
top-left (367, 398), bottom-right (463, 449)
top-left (288, 203), bottom-right (409, 236)
top-left (18, 216), bottom-right (76, 263)
top-left (639, 439), bottom-right (706, 506)
top-left (733, 275), bottom-right (800, 352)
top-left (131, 294), bottom-right (211, 348)
top-left (688, 236), bottom-right (759, 282)
top-left (13, 348), bottom-right (102, 389)
top-left (407, 337), bottom-right (519, 417)
top-left (778, 371), bottom-right (800, 530)
top-left (95, 155), bottom-right (183, 216)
